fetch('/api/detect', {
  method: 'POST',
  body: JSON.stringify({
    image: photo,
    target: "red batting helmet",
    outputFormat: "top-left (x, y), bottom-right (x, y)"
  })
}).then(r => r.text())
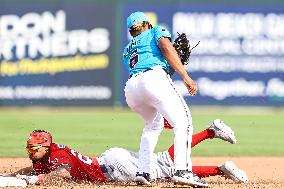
top-left (27, 130), bottom-right (52, 147)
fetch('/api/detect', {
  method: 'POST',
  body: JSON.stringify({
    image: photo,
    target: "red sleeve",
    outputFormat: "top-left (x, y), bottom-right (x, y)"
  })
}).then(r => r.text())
top-left (49, 150), bottom-right (73, 171)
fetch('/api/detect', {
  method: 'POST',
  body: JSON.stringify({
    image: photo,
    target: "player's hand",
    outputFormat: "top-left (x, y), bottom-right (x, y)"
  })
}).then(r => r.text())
top-left (16, 174), bottom-right (38, 184)
top-left (184, 77), bottom-right (197, 96)
top-left (16, 174), bottom-right (45, 185)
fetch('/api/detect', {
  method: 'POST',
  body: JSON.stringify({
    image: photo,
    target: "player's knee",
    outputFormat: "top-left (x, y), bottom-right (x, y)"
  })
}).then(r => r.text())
top-left (170, 120), bottom-right (191, 129)
top-left (145, 120), bottom-right (163, 130)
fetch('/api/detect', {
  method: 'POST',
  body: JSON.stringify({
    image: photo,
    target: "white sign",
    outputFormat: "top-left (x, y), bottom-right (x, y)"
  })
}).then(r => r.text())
top-left (0, 10), bottom-right (110, 60)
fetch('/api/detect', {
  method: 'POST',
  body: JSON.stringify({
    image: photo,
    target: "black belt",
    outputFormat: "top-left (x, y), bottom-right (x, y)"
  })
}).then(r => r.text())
top-left (100, 164), bottom-right (109, 174)
top-left (100, 164), bottom-right (114, 180)
top-left (97, 157), bottom-right (113, 176)
top-left (129, 68), bottom-right (153, 79)
top-left (129, 68), bottom-right (168, 79)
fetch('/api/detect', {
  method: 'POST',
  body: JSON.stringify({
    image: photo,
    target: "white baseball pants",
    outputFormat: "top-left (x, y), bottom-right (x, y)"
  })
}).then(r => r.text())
top-left (99, 147), bottom-right (175, 181)
top-left (124, 66), bottom-right (193, 173)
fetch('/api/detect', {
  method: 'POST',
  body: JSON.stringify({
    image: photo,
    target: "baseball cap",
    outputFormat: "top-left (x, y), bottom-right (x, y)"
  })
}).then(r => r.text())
top-left (127, 11), bottom-right (151, 29)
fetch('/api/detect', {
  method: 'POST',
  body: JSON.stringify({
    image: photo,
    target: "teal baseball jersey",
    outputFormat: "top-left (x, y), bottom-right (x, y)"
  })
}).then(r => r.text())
top-left (123, 26), bottom-right (172, 76)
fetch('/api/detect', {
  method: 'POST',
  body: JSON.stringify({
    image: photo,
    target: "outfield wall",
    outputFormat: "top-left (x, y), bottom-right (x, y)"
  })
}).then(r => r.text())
top-left (0, 0), bottom-right (283, 106)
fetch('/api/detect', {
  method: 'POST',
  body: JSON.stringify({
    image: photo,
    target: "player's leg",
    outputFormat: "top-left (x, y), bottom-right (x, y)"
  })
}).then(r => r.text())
top-left (162, 151), bottom-right (248, 183)
top-left (145, 68), bottom-right (207, 187)
top-left (127, 107), bottom-right (163, 185)
top-left (154, 149), bottom-right (249, 184)
top-left (192, 161), bottom-right (248, 183)
top-left (165, 118), bottom-right (214, 147)
top-left (190, 119), bottom-right (237, 146)
top-left (99, 148), bottom-right (144, 182)
top-left (150, 76), bottom-right (192, 171)
top-left (192, 166), bottom-right (222, 178)
top-left (132, 106), bottom-right (163, 174)
top-left (131, 67), bottom-right (192, 172)
top-left (126, 84), bottom-right (164, 185)
top-left (167, 129), bottom-right (214, 161)
top-left (166, 118), bottom-right (237, 150)
top-left (167, 120), bottom-right (237, 164)
top-left (167, 128), bottom-right (214, 163)
top-left (166, 118), bottom-right (214, 153)
top-left (125, 74), bottom-right (164, 185)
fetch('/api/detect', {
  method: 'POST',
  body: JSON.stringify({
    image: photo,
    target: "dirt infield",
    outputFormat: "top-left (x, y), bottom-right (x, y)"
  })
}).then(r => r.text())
top-left (1, 157), bottom-right (283, 189)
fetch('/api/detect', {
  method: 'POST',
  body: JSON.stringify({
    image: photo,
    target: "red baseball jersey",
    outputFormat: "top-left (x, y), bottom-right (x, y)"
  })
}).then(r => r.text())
top-left (32, 143), bottom-right (106, 182)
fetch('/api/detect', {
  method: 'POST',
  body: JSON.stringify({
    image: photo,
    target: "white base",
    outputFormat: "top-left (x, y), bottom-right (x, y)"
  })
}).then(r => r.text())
top-left (0, 176), bottom-right (27, 188)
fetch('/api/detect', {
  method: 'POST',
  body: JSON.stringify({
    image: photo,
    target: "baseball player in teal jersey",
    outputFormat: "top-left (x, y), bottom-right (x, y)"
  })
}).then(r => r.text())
top-left (123, 12), bottom-right (206, 187)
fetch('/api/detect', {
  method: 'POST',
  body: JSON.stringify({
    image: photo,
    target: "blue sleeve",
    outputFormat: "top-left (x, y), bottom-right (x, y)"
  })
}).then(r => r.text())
top-left (153, 26), bottom-right (171, 42)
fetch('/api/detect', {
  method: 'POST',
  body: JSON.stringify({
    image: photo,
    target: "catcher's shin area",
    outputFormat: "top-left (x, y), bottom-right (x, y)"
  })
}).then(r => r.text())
top-left (0, 176), bottom-right (27, 188)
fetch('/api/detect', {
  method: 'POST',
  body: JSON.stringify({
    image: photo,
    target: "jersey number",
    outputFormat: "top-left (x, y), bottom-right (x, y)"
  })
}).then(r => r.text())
top-left (129, 49), bottom-right (139, 69)
top-left (71, 150), bottom-right (92, 165)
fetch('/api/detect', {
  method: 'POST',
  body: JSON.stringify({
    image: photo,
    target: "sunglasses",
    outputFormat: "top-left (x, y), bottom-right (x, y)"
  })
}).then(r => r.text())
top-left (26, 145), bottom-right (48, 154)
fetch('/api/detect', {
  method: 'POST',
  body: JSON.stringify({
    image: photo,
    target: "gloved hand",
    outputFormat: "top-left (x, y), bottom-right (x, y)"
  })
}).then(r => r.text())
top-left (173, 32), bottom-right (200, 65)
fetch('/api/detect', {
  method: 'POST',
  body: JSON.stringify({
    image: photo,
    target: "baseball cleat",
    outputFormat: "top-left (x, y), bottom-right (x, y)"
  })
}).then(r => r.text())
top-left (208, 119), bottom-right (237, 144)
top-left (172, 170), bottom-right (208, 187)
top-left (135, 172), bottom-right (151, 186)
top-left (219, 161), bottom-right (249, 183)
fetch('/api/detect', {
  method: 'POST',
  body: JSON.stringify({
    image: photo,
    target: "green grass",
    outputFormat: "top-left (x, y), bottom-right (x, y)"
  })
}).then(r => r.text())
top-left (0, 106), bottom-right (283, 157)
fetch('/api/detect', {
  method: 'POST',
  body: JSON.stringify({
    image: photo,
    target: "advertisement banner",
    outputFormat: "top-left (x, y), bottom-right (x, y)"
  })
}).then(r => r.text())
top-left (0, 2), bottom-right (115, 105)
top-left (122, 5), bottom-right (284, 106)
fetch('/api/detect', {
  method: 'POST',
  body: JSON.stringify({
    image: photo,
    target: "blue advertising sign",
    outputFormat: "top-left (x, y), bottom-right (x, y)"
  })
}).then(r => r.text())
top-left (121, 5), bottom-right (284, 106)
top-left (0, 2), bottom-right (115, 105)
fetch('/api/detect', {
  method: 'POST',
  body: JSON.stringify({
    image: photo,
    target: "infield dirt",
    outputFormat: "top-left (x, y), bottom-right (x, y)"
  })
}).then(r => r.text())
top-left (1, 157), bottom-right (283, 189)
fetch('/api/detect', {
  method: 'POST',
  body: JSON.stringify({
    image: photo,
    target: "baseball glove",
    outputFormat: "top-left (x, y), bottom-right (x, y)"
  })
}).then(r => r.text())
top-left (173, 32), bottom-right (200, 65)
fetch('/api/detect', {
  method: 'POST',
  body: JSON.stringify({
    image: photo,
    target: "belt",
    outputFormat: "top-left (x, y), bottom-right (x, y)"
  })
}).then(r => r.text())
top-left (97, 157), bottom-right (113, 178)
top-left (129, 68), bottom-right (153, 79)
top-left (100, 165), bottom-right (109, 174)
top-left (129, 67), bottom-right (168, 79)
top-left (97, 157), bottom-right (108, 173)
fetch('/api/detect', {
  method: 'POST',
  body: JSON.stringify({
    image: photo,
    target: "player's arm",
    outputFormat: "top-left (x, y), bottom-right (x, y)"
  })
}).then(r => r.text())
top-left (7, 166), bottom-right (33, 176)
top-left (53, 164), bottom-right (72, 179)
top-left (34, 164), bottom-right (72, 184)
top-left (158, 37), bottom-right (197, 96)
top-left (0, 166), bottom-right (33, 188)
top-left (16, 164), bottom-right (71, 185)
